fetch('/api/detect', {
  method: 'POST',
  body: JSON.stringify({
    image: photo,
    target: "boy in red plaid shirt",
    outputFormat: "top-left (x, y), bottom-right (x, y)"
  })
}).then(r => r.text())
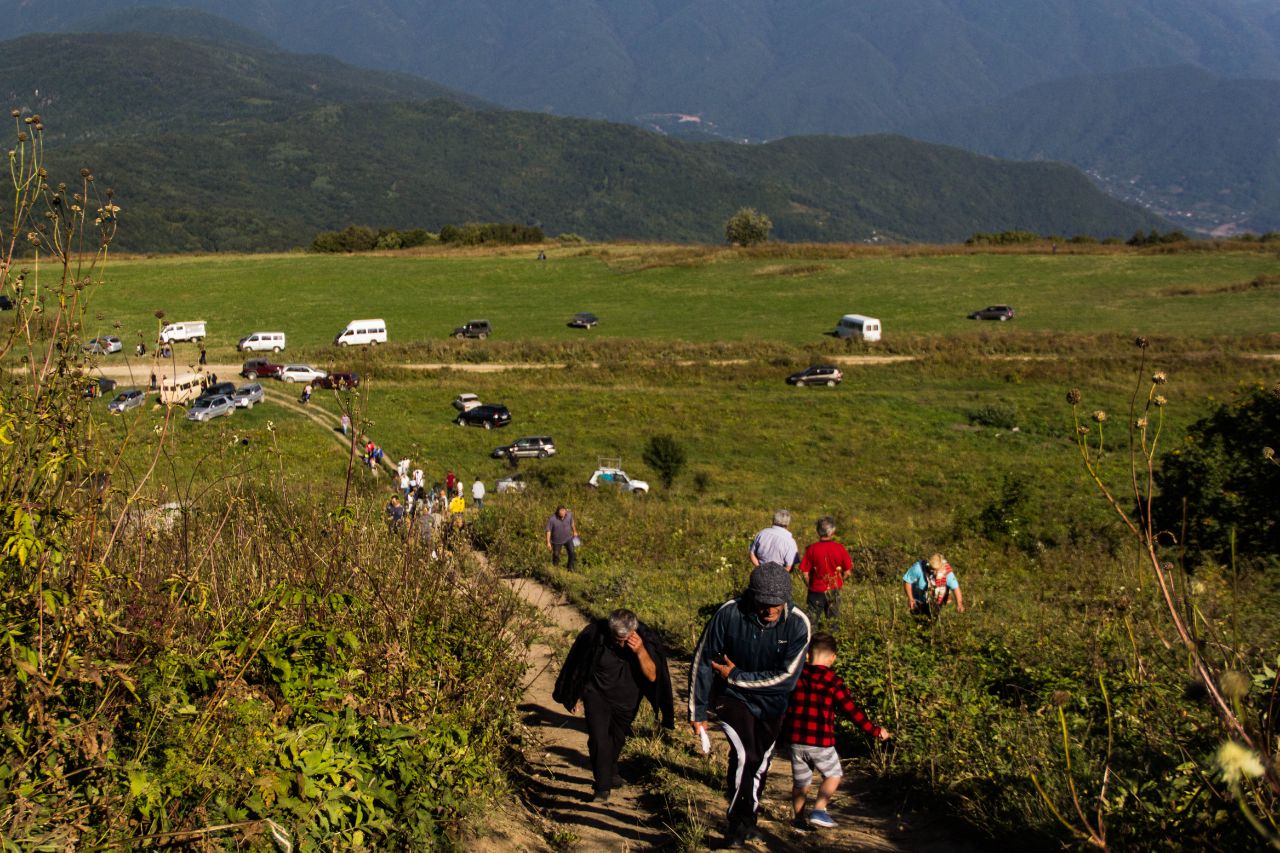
top-left (781, 632), bottom-right (891, 831)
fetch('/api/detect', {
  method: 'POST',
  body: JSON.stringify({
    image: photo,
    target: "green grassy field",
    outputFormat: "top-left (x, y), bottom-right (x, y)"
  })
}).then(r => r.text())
top-left (75, 246), bottom-right (1280, 358)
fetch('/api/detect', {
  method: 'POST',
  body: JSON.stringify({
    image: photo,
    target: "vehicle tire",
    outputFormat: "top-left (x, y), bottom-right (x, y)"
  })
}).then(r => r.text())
top-left (454, 332), bottom-right (465, 340)
top-left (538, 449), bottom-right (548, 459)
top-left (455, 418), bottom-right (464, 427)
top-left (369, 340), bottom-right (377, 347)
top-left (999, 315), bottom-right (1009, 321)
top-left (825, 380), bottom-right (835, 386)
top-left (245, 371), bottom-right (257, 380)
top-left (478, 332), bottom-right (488, 340)
top-left (483, 421), bottom-right (492, 430)
top-left (284, 376), bottom-right (295, 382)
top-left (339, 341), bottom-right (349, 347)
top-left (272, 346), bottom-right (281, 353)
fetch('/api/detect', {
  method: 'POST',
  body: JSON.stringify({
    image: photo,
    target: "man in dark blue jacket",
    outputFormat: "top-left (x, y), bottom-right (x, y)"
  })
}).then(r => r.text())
top-left (689, 562), bottom-right (811, 847)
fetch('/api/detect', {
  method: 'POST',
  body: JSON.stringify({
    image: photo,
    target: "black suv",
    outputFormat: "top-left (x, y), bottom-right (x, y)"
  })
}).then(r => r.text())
top-left (786, 365), bottom-right (843, 386)
top-left (452, 320), bottom-right (492, 339)
top-left (455, 404), bottom-right (511, 429)
top-left (968, 305), bottom-right (1015, 321)
top-left (490, 436), bottom-right (556, 459)
top-left (198, 381), bottom-right (237, 402)
top-left (568, 312), bottom-right (599, 329)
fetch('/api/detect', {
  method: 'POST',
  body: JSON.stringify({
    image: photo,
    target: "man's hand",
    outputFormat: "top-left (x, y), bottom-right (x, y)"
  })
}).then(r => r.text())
top-left (624, 632), bottom-right (645, 653)
top-left (710, 655), bottom-right (735, 679)
top-left (690, 720), bottom-right (707, 736)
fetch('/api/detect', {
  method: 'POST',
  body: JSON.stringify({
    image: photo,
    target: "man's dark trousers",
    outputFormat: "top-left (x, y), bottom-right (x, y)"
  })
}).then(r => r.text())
top-left (552, 538), bottom-right (577, 570)
top-left (582, 686), bottom-right (631, 792)
top-left (714, 694), bottom-right (784, 837)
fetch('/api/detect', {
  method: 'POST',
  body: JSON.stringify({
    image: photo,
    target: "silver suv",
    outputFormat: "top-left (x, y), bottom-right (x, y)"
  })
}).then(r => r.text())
top-left (491, 436), bottom-right (556, 459)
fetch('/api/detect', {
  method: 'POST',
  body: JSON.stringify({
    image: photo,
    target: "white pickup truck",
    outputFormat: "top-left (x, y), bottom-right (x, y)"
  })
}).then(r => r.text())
top-left (588, 466), bottom-right (649, 494)
top-left (159, 321), bottom-right (207, 343)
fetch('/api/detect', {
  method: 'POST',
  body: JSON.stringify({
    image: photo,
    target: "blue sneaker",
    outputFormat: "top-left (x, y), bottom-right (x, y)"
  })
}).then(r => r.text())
top-left (808, 809), bottom-right (837, 828)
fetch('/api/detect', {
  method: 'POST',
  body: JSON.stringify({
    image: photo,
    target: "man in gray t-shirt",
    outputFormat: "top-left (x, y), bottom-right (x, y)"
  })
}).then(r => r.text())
top-left (545, 505), bottom-right (579, 570)
top-left (749, 509), bottom-right (800, 569)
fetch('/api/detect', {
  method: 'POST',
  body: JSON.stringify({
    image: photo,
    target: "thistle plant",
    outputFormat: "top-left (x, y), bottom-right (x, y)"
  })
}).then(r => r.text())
top-left (1066, 338), bottom-right (1279, 847)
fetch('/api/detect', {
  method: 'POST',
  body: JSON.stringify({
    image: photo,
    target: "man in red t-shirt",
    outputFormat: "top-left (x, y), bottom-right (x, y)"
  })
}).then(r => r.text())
top-left (794, 516), bottom-right (853, 623)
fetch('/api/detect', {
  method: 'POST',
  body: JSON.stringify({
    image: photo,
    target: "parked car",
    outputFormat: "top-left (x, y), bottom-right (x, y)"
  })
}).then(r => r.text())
top-left (159, 321), bottom-right (206, 343)
top-left (496, 474), bottom-right (526, 494)
top-left (241, 359), bottom-right (284, 380)
top-left (453, 393), bottom-right (482, 412)
top-left (588, 466), bottom-right (649, 494)
top-left (107, 389), bottom-right (145, 413)
top-left (237, 331), bottom-right (286, 353)
top-left (232, 384), bottom-right (264, 408)
top-left (968, 305), bottom-right (1015, 321)
top-left (186, 395), bottom-right (234, 421)
top-left (315, 371), bottom-right (360, 390)
top-left (83, 335), bottom-right (123, 354)
top-left (568, 312), bottom-right (599, 329)
top-left (786, 365), bottom-right (843, 386)
top-left (452, 320), bottom-right (492, 339)
top-left (83, 377), bottom-right (117, 398)
top-left (491, 436), bottom-right (556, 459)
top-left (197, 381), bottom-right (237, 402)
top-left (279, 364), bottom-right (327, 383)
top-left (454, 404), bottom-right (511, 429)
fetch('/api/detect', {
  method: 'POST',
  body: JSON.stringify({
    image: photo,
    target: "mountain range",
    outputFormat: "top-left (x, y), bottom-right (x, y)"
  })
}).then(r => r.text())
top-left (2, 31), bottom-right (1164, 252)
top-left (2, 1), bottom-right (1275, 234)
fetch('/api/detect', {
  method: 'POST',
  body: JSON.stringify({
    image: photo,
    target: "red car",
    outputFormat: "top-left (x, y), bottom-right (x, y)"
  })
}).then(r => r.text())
top-left (241, 358), bottom-right (284, 380)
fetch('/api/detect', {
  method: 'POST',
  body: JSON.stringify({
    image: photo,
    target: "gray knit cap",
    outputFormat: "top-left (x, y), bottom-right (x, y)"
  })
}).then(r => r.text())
top-left (748, 561), bottom-right (792, 606)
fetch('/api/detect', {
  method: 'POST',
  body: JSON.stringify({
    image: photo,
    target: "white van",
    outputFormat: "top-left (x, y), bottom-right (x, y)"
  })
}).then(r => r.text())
top-left (334, 319), bottom-right (387, 347)
top-left (159, 372), bottom-right (206, 405)
top-left (833, 314), bottom-right (881, 342)
top-left (159, 321), bottom-right (207, 343)
top-left (237, 332), bottom-right (286, 353)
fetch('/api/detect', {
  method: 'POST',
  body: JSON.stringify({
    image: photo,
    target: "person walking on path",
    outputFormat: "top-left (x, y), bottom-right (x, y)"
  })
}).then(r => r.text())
top-left (301, 383), bottom-right (312, 405)
top-left (445, 471), bottom-right (457, 495)
top-left (749, 509), bottom-right (801, 570)
top-left (903, 553), bottom-right (965, 617)
top-left (198, 345), bottom-right (207, 366)
top-left (553, 608), bottom-right (674, 802)
top-left (782, 632), bottom-right (890, 833)
top-left (471, 478), bottom-right (485, 510)
top-left (689, 562), bottom-right (812, 848)
top-left (340, 414), bottom-right (350, 437)
top-left (385, 496), bottom-right (404, 532)
top-left (794, 517), bottom-right (853, 624)
top-left (545, 505), bottom-right (579, 570)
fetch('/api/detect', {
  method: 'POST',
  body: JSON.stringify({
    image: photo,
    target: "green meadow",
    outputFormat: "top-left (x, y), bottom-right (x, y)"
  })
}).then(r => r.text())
top-left (79, 246), bottom-right (1280, 353)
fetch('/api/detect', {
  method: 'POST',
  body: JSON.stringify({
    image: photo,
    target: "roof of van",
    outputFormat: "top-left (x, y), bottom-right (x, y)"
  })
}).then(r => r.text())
top-left (347, 319), bottom-right (385, 324)
top-left (160, 371), bottom-right (205, 385)
top-left (840, 314), bottom-right (880, 322)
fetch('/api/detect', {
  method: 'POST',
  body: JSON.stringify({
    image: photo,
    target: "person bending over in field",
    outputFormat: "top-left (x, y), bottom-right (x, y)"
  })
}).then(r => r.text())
top-left (783, 632), bottom-right (890, 832)
top-left (902, 553), bottom-right (964, 617)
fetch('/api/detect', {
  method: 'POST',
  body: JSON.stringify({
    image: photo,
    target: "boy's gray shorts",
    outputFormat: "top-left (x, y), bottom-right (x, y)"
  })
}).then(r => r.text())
top-left (789, 743), bottom-right (843, 788)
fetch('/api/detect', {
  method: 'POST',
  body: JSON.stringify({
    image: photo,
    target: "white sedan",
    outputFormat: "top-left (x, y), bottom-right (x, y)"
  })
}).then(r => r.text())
top-left (279, 364), bottom-right (328, 383)
top-left (84, 335), bottom-right (123, 354)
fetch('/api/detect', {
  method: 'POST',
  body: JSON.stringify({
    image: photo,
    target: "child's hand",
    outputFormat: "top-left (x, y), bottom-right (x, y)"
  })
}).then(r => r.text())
top-left (877, 728), bottom-right (892, 741)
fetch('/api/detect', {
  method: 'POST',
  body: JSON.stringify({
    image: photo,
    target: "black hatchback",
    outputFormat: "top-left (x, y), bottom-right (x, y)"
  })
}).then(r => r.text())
top-left (455, 404), bottom-right (511, 429)
top-left (786, 365), bottom-right (843, 386)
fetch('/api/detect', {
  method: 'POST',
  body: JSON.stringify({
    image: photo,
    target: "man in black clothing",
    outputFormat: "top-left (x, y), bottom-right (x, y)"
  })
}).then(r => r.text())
top-left (553, 608), bottom-right (674, 802)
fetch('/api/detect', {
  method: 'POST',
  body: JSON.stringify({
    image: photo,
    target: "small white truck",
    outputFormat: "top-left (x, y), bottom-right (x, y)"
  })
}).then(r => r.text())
top-left (159, 321), bottom-right (207, 343)
top-left (588, 458), bottom-right (649, 494)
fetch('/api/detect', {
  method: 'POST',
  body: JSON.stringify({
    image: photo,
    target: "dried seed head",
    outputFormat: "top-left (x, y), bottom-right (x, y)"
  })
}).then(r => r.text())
top-left (1135, 417), bottom-right (1148, 429)
top-left (1152, 371), bottom-right (1167, 384)
top-left (1264, 446), bottom-right (1275, 460)
top-left (1219, 671), bottom-right (1250, 701)
top-left (1076, 425), bottom-right (1090, 435)
top-left (1050, 690), bottom-right (1071, 707)
top-left (1092, 410), bottom-right (1107, 423)
top-left (154, 310), bottom-right (165, 320)
top-left (16, 131), bottom-right (26, 142)
top-left (1154, 395), bottom-right (1167, 407)
top-left (1066, 388), bottom-right (1082, 405)
top-left (9, 109), bottom-right (19, 118)
top-left (1216, 741), bottom-right (1265, 786)
top-left (1134, 336), bottom-right (1149, 349)
top-left (79, 168), bottom-right (91, 178)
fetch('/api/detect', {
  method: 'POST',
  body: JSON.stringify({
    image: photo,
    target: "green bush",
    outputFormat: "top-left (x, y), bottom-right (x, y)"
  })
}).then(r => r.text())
top-left (724, 207), bottom-right (772, 246)
top-left (642, 434), bottom-right (687, 490)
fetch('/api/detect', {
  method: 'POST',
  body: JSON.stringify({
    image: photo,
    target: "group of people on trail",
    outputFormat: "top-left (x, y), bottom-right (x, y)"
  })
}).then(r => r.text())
top-left (382, 462), bottom-right (488, 531)
top-left (553, 507), bottom-right (966, 847)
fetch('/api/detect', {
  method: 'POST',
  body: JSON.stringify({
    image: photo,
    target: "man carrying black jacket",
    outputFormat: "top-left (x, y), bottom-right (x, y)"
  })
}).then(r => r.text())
top-left (689, 561), bottom-right (812, 848)
top-left (553, 608), bottom-right (675, 802)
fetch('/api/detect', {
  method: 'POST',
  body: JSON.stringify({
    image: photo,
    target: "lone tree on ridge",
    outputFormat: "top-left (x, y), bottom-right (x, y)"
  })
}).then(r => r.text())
top-left (725, 207), bottom-right (772, 246)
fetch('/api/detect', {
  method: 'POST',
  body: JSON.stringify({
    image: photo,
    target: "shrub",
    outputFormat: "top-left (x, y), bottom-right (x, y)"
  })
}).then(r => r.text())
top-left (724, 207), bottom-right (771, 246)
top-left (643, 434), bottom-right (687, 489)
top-left (437, 222), bottom-right (544, 246)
